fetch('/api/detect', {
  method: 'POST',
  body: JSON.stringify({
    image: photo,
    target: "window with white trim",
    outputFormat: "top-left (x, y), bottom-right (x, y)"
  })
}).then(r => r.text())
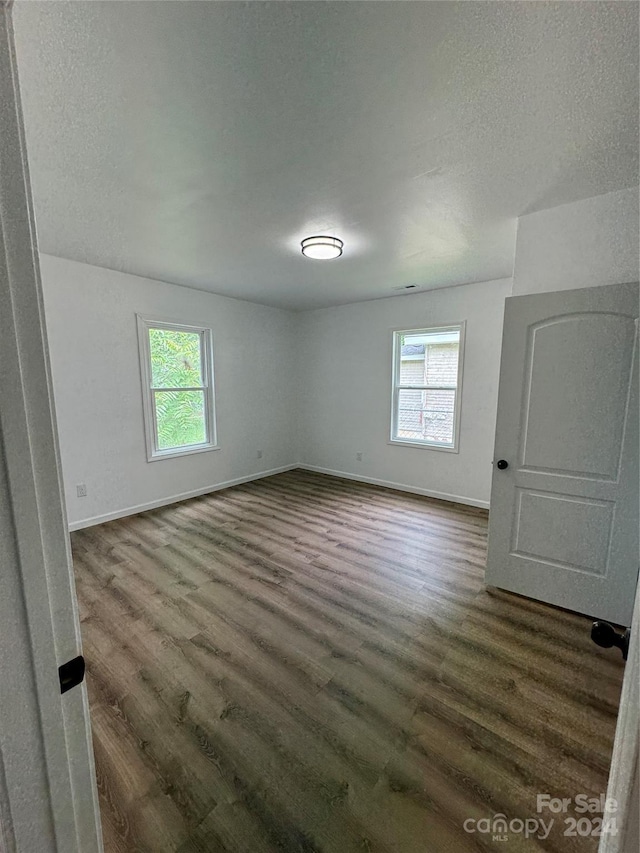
top-left (391, 324), bottom-right (464, 450)
top-left (137, 317), bottom-right (217, 461)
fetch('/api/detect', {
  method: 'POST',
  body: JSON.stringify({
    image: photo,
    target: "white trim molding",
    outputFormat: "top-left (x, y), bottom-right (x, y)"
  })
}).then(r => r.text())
top-left (136, 315), bottom-right (218, 462)
top-left (297, 465), bottom-right (489, 510)
top-left (0, 4), bottom-right (102, 850)
top-left (599, 578), bottom-right (640, 853)
top-left (390, 322), bottom-right (466, 452)
top-left (68, 463), bottom-right (488, 530)
top-left (68, 464), bottom-right (299, 531)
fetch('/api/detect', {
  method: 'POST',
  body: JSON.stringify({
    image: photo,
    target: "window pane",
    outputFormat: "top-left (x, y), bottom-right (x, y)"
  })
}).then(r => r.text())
top-left (424, 341), bottom-right (459, 386)
top-left (154, 390), bottom-right (207, 449)
top-left (149, 328), bottom-right (202, 388)
top-left (399, 342), bottom-right (426, 386)
top-left (399, 331), bottom-right (459, 387)
top-left (396, 388), bottom-right (456, 445)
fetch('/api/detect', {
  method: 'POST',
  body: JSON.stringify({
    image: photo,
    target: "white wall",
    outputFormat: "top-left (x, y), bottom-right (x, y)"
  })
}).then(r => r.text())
top-left (42, 254), bottom-right (508, 522)
top-left (296, 278), bottom-right (512, 508)
top-left (40, 254), bottom-right (298, 528)
top-left (513, 187), bottom-right (639, 296)
top-left (41, 187), bottom-right (638, 525)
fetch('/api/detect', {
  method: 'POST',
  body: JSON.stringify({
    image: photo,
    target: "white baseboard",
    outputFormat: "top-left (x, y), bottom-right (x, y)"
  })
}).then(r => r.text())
top-left (68, 462), bottom-right (489, 530)
top-left (67, 464), bottom-right (299, 531)
top-left (297, 464), bottom-right (490, 510)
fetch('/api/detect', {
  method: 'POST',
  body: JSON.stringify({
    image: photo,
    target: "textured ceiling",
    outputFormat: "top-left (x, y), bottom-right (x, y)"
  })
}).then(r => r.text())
top-left (13, 1), bottom-right (639, 310)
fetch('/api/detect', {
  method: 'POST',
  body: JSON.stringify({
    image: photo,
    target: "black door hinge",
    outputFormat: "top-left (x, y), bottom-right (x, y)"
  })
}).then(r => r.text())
top-left (58, 655), bottom-right (85, 694)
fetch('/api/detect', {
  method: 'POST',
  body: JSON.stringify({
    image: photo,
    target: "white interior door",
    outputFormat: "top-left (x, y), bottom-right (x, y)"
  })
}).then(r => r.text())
top-left (486, 281), bottom-right (639, 625)
top-left (0, 7), bottom-right (102, 852)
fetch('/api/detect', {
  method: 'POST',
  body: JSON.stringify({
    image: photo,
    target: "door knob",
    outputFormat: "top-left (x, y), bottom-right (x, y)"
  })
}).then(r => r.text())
top-left (591, 622), bottom-right (630, 660)
top-left (496, 459), bottom-right (509, 470)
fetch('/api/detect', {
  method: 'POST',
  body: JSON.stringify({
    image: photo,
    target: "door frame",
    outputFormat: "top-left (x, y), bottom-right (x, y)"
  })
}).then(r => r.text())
top-left (599, 578), bottom-right (640, 853)
top-left (0, 3), bottom-right (102, 850)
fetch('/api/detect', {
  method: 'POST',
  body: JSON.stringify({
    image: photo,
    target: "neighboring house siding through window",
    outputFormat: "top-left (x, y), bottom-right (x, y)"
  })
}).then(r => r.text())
top-left (398, 343), bottom-right (459, 443)
top-left (391, 326), bottom-right (464, 450)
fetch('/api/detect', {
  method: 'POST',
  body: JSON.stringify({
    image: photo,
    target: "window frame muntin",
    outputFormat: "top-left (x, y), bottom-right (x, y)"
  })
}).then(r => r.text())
top-left (389, 322), bottom-right (465, 452)
top-left (137, 315), bottom-right (219, 462)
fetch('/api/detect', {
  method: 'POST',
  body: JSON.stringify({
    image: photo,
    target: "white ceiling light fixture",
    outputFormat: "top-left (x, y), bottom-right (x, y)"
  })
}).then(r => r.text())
top-left (301, 235), bottom-right (343, 260)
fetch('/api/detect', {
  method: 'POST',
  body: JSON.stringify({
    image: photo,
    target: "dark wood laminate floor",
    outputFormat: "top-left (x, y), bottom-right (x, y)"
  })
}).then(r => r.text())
top-left (72, 470), bottom-right (625, 853)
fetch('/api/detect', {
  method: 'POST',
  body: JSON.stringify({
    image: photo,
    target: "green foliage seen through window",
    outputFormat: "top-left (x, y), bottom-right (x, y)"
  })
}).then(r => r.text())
top-left (149, 328), bottom-right (207, 448)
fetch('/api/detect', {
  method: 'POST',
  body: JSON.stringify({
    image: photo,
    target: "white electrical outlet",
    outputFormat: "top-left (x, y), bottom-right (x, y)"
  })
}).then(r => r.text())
top-left (76, 483), bottom-right (87, 498)
top-left (257, 450), bottom-right (263, 459)
top-left (356, 452), bottom-right (363, 462)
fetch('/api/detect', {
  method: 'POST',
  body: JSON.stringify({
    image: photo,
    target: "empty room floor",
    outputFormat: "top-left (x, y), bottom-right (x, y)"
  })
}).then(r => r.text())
top-left (71, 470), bottom-right (625, 853)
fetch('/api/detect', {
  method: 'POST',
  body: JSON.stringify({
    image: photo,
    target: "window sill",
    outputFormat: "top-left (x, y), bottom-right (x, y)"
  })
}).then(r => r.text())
top-left (147, 443), bottom-right (220, 462)
top-left (388, 439), bottom-right (459, 454)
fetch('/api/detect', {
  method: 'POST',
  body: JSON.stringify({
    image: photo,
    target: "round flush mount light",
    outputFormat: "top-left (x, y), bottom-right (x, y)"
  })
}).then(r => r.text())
top-left (301, 235), bottom-right (343, 260)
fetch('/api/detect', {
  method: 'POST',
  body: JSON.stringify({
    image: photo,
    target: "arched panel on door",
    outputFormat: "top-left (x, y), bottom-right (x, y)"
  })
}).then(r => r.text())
top-left (520, 312), bottom-right (637, 481)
